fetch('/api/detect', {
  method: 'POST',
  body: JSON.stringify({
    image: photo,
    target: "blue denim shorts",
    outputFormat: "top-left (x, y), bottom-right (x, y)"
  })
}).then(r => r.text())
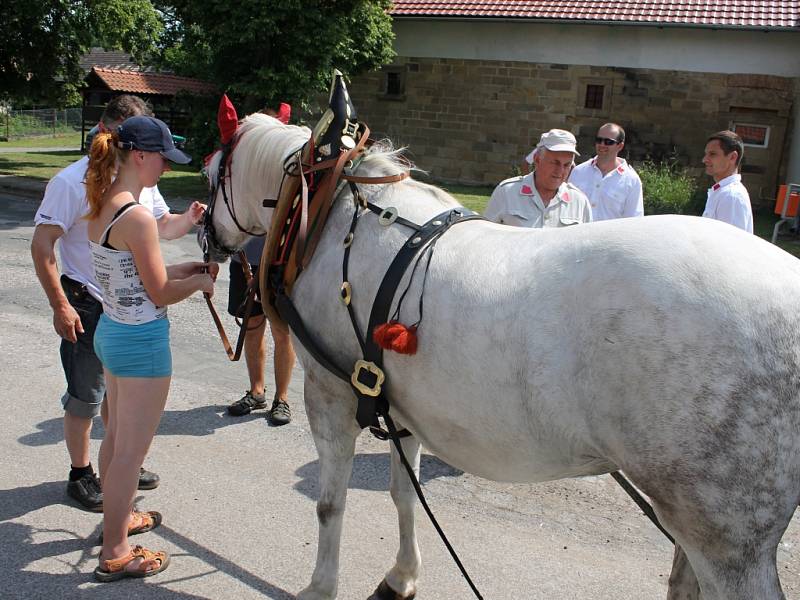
top-left (94, 314), bottom-right (172, 378)
top-left (59, 276), bottom-right (105, 418)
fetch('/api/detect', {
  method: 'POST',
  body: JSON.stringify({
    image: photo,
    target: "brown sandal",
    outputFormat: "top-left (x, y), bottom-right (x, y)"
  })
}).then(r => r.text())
top-left (97, 510), bottom-right (162, 544)
top-left (94, 544), bottom-right (170, 582)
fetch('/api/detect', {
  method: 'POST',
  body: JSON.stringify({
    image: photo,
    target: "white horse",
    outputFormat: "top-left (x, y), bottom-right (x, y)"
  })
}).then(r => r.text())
top-left (201, 112), bottom-right (800, 600)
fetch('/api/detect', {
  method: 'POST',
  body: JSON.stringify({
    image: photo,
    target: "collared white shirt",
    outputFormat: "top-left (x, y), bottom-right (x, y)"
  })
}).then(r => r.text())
top-left (34, 155), bottom-right (170, 301)
top-left (702, 174), bottom-right (753, 234)
top-left (485, 172), bottom-right (592, 228)
top-left (568, 157), bottom-right (643, 221)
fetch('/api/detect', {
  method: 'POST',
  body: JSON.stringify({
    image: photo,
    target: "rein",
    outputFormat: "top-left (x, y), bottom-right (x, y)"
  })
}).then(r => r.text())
top-left (201, 137), bottom-right (265, 361)
top-left (202, 250), bottom-right (258, 361)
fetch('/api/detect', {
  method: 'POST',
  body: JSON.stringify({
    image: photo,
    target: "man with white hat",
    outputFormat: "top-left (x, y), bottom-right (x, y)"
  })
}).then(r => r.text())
top-left (485, 129), bottom-right (592, 228)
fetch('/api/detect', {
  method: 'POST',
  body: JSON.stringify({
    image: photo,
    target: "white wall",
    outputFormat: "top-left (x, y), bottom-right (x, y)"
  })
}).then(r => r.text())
top-left (393, 20), bottom-right (800, 77)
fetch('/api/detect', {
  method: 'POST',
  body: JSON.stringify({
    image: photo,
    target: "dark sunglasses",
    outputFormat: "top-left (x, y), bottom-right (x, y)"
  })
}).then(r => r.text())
top-left (595, 137), bottom-right (621, 146)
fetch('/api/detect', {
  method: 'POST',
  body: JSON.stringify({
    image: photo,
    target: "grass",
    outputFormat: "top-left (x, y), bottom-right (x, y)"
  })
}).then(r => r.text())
top-left (0, 150), bottom-right (207, 200)
top-left (0, 132), bottom-right (82, 148)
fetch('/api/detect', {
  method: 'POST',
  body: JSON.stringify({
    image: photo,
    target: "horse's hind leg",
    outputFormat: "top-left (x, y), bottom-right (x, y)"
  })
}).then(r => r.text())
top-left (656, 501), bottom-right (789, 600)
top-left (297, 374), bottom-right (361, 600)
top-left (667, 545), bottom-right (701, 600)
top-left (369, 433), bottom-right (422, 600)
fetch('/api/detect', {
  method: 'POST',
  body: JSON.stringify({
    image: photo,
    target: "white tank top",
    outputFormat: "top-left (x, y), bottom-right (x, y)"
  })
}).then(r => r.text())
top-left (90, 202), bottom-right (167, 324)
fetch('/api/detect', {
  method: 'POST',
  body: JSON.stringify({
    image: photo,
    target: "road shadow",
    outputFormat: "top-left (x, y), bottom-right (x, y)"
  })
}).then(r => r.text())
top-left (294, 452), bottom-right (463, 501)
top-left (0, 520), bottom-right (294, 600)
top-left (19, 405), bottom-right (272, 448)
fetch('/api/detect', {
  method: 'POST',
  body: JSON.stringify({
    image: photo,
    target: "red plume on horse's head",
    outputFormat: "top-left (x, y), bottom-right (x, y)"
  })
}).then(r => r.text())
top-left (217, 94), bottom-right (239, 145)
top-left (276, 102), bottom-right (291, 124)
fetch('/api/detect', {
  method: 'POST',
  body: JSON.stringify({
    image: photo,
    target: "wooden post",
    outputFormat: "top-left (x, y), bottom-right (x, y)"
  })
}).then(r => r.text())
top-left (53, 108), bottom-right (56, 137)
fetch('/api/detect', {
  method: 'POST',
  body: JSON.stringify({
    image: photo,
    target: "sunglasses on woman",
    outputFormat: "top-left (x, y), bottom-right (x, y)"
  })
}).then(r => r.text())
top-left (595, 137), bottom-right (620, 146)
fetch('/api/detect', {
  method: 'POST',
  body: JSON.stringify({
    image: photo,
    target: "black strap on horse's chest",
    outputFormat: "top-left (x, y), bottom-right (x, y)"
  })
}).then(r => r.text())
top-left (275, 204), bottom-right (481, 426)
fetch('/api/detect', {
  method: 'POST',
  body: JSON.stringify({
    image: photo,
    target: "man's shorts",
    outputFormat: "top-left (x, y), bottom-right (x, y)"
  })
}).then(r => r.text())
top-left (94, 315), bottom-right (172, 378)
top-left (227, 261), bottom-right (264, 319)
top-left (59, 276), bottom-right (105, 418)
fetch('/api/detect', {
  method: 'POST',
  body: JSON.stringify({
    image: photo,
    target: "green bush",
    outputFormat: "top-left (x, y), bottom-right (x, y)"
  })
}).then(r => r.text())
top-left (638, 159), bottom-right (698, 215)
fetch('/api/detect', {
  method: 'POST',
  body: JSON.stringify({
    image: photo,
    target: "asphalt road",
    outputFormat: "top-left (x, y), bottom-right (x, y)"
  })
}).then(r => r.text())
top-left (1, 190), bottom-right (799, 599)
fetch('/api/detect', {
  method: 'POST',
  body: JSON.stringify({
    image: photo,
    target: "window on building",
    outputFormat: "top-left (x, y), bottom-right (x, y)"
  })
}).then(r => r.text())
top-left (584, 84), bottom-right (605, 109)
top-left (387, 72), bottom-right (403, 96)
top-left (381, 66), bottom-right (406, 100)
top-left (731, 123), bottom-right (770, 148)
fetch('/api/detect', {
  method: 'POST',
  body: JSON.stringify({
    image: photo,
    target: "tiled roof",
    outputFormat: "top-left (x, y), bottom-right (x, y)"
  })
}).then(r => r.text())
top-left (79, 48), bottom-right (150, 73)
top-left (389, 1), bottom-right (800, 29)
top-left (87, 67), bottom-right (216, 97)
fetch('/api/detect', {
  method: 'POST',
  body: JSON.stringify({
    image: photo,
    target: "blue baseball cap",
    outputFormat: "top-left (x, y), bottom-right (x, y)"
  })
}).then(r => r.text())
top-left (116, 115), bottom-right (192, 164)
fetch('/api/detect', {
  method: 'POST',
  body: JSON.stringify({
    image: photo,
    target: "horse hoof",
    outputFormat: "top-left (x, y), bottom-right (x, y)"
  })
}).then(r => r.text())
top-left (368, 579), bottom-right (416, 600)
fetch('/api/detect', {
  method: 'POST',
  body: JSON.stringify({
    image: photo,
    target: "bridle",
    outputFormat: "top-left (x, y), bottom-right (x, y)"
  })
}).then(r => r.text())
top-left (199, 133), bottom-right (267, 263)
top-left (198, 134), bottom-right (268, 361)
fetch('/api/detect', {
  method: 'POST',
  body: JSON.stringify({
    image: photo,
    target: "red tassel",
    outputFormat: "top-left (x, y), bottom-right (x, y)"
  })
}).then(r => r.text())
top-left (373, 321), bottom-right (418, 355)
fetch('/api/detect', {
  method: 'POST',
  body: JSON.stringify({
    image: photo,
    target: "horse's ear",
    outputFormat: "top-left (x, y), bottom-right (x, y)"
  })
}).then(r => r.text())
top-left (218, 94), bottom-right (239, 145)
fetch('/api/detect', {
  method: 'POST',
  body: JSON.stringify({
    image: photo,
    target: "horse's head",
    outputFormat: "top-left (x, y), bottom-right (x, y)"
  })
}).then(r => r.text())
top-left (197, 113), bottom-right (311, 262)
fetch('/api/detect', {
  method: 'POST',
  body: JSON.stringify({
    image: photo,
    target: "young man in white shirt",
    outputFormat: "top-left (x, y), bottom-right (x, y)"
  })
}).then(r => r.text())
top-left (568, 123), bottom-right (643, 221)
top-left (31, 95), bottom-right (206, 511)
top-left (701, 130), bottom-right (753, 233)
top-left (486, 129), bottom-right (591, 228)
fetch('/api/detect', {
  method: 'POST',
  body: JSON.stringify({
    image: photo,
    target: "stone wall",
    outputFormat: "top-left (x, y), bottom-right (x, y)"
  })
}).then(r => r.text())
top-left (347, 57), bottom-right (794, 207)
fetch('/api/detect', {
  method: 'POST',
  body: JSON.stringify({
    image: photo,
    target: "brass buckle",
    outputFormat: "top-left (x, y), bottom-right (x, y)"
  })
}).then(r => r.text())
top-left (378, 207), bottom-right (398, 226)
top-left (351, 360), bottom-right (385, 397)
top-left (343, 232), bottom-right (354, 248)
top-left (340, 281), bottom-right (352, 305)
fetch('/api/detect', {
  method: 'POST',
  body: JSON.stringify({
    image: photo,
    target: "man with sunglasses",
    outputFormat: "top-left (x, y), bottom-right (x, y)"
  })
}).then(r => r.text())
top-left (486, 128), bottom-right (591, 228)
top-left (569, 123), bottom-right (643, 221)
top-left (31, 95), bottom-right (206, 512)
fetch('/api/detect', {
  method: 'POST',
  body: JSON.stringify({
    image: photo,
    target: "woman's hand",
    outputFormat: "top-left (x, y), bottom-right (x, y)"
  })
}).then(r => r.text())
top-left (196, 273), bottom-right (216, 298)
top-left (167, 261), bottom-right (219, 280)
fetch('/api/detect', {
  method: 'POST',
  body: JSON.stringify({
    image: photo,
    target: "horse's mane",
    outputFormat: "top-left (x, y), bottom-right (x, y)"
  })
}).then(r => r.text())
top-left (209, 112), bottom-right (456, 209)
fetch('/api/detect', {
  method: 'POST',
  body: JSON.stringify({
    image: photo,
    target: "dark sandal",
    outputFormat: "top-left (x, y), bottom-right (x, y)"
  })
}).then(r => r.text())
top-left (94, 545), bottom-right (170, 582)
top-left (98, 510), bottom-right (162, 544)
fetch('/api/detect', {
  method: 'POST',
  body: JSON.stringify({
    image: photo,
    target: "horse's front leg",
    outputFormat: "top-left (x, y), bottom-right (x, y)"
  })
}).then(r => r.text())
top-left (369, 432), bottom-right (422, 600)
top-left (297, 374), bottom-right (361, 600)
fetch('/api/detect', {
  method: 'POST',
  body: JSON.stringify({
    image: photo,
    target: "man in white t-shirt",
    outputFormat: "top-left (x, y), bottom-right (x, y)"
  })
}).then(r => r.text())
top-left (568, 123), bottom-right (643, 221)
top-left (701, 130), bottom-right (753, 233)
top-left (31, 95), bottom-right (206, 511)
top-left (486, 129), bottom-right (592, 228)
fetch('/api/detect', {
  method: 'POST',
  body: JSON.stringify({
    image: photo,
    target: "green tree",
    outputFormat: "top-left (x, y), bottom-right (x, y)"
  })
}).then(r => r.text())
top-left (0, 0), bottom-right (163, 106)
top-left (159, 0), bottom-right (395, 110)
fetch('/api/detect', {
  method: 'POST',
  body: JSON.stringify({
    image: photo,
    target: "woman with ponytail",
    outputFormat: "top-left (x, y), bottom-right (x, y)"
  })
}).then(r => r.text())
top-left (85, 115), bottom-right (217, 582)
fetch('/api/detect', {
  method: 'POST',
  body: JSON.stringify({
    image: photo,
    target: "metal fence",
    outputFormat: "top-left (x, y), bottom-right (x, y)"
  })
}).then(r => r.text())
top-left (1, 108), bottom-right (83, 140)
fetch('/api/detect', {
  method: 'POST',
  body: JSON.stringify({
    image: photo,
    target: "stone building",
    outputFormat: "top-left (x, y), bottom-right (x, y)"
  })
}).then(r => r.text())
top-left (348, 1), bottom-right (800, 208)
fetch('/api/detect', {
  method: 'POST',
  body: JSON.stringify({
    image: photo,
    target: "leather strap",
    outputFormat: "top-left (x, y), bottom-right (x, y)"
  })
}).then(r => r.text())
top-left (204, 251), bottom-right (258, 361)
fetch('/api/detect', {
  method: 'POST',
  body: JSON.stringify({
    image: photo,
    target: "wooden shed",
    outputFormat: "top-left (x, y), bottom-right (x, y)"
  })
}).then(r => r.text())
top-left (81, 67), bottom-right (216, 149)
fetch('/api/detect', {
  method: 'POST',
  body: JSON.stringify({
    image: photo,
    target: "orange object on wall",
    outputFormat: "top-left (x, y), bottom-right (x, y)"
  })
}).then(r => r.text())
top-left (774, 185), bottom-right (800, 217)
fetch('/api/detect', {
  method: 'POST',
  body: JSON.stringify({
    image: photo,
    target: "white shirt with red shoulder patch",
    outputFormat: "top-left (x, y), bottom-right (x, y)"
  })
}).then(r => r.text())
top-left (484, 173), bottom-right (592, 228)
top-left (568, 157), bottom-right (643, 221)
top-left (702, 174), bottom-right (753, 234)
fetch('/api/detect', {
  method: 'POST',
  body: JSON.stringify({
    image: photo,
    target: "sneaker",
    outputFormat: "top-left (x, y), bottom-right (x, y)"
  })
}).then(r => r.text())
top-left (268, 398), bottom-right (291, 426)
top-left (67, 472), bottom-right (103, 512)
top-left (138, 467), bottom-right (160, 490)
top-left (228, 390), bottom-right (268, 416)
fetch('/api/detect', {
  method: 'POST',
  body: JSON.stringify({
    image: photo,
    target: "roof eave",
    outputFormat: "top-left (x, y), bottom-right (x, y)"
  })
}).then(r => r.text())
top-left (391, 14), bottom-right (798, 33)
